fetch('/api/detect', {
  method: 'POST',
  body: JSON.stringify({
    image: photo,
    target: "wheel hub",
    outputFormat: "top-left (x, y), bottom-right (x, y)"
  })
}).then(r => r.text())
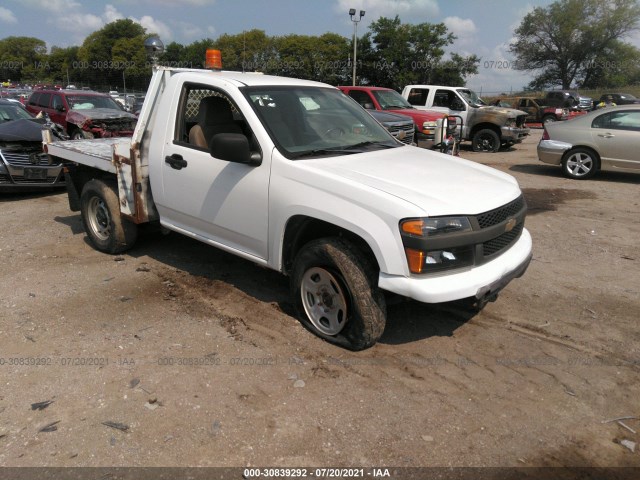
top-left (300, 267), bottom-right (348, 336)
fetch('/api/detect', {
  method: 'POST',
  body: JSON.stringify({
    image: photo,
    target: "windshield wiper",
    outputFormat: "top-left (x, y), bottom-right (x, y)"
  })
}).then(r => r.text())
top-left (384, 104), bottom-right (412, 109)
top-left (291, 147), bottom-right (362, 159)
top-left (344, 141), bottom-right (397, 150)
top-left (291, 141), bottom-right (397, 158)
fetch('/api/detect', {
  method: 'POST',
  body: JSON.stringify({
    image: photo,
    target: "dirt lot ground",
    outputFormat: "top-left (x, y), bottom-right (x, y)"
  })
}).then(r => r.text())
top-left (0, 131), bottom-right (639, 475)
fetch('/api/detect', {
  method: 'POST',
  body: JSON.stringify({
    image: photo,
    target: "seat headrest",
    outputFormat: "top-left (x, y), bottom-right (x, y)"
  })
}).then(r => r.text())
top-left (198, 96), bottom-right (234, 125)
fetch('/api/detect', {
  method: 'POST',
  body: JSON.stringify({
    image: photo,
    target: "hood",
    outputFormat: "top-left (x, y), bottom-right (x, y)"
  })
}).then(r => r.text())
top-left (297, 146), bottom-right (521, 217)
top-left (478, 105), bottom-right (528, 117)
top-left (369, 110), bottom-right (412, 123)
top-left (66, 108), bottom-right (137, 125)
top-left (0, 118), bottom-right (45, 142)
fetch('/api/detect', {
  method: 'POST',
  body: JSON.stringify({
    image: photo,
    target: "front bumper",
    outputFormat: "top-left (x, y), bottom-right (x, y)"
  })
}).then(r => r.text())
top-left (537, 139), bottom-right (572, 165)
top-left (0, 159), bottom-right (65, 190)
top-left (378, 228), bottom-right (532, 303)
top-left (500, 126), bottom-right (530, 143)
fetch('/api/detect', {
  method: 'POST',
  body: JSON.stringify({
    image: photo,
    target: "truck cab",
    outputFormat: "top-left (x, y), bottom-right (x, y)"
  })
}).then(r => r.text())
top-left (402, 85), bottom-right (529, 152)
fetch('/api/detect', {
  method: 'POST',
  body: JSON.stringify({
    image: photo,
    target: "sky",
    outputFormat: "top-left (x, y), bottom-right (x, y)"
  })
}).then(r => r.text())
top-left (2, 0), bottom-right (640, 93)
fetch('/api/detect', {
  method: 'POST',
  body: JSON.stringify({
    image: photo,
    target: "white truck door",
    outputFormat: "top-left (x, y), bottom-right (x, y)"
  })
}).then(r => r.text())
top-left (155, 83), bottom-right (270, 261)
top-left (429, 89), bottom-right (469, 138)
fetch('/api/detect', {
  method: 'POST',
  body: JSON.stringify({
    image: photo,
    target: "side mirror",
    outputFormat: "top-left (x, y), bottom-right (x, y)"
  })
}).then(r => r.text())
top-left (55, 105), bottom-right (65, 112)
top-left (210, 133), bottom-right (262, 166)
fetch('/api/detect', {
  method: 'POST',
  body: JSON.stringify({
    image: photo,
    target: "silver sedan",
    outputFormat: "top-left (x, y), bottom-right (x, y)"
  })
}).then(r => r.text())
top-left (537, 105), bottom-right (640, 179)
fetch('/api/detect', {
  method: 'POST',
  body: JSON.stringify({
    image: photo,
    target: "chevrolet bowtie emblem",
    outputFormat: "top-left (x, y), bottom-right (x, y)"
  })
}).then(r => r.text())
top-left (505, 217), bottom-right (517, 232)
top-left (397, 130), bottom-right (406, 140)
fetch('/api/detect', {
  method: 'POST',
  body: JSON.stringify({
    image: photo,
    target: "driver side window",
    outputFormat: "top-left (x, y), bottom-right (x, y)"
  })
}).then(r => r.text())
top-left (174, 84), bottom-right (255, 153)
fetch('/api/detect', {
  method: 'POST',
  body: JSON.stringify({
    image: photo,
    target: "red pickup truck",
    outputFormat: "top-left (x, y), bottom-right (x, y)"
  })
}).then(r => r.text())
top-left (338, 86), bottom-right (448, 149)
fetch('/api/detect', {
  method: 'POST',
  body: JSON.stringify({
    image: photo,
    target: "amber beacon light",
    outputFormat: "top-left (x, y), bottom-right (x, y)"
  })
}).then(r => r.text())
top-left (205, 49), bottom-right (223, 70)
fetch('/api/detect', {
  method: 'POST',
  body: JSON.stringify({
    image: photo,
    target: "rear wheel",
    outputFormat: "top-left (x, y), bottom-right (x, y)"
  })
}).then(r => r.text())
top-left (291, 238), bottom-right (386, 350)
top-left (542, 115), bottom-right (556, 124)
top-left (71, 129), bottom-right (93, 140)
top-left (562, 148), bottom-right (599, 179)
top-left (80, 179), bottom-right (137, 254)
top-left (472, 129), bottom-right (500, 152)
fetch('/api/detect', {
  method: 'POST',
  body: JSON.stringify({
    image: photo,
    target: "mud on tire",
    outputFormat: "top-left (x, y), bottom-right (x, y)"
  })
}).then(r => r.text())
top-left (291, 237), bottom-right (386, 351)
top-left (80, 179), bottom-right (138, 254)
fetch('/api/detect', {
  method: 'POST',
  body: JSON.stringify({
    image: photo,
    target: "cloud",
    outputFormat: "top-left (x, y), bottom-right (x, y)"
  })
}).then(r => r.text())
top-left (137, 15), bottom-right (173, 41)
top-left (443, 16), bottom-right (477, 47)
top-left (56, 12), bottom-right (104, 33)
top-left (141, 0), bottom-right (216, 5)
top-left (333, 0), bottom-right (439, 25)
top-left (103, 4), bottom-right (124, 23)
top-left (23, 0), bottom-right (81, 12)
top-left (0, 6), bottom-right (17, 23)
top-left (43, 4), bottom-right (173, 42)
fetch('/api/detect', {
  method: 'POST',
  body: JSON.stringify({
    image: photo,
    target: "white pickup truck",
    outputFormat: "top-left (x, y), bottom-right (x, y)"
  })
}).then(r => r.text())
top-left (44, 65), bottom-right (532, 350)
top-left (401, 85), bottom-right (530, 152)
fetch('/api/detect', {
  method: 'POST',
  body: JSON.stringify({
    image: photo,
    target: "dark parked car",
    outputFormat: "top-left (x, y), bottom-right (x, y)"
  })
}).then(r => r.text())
top-left (0, 99), bottom-right (65, 191)
top-left (598, 93), bottom-right (640, 106)
top-left (545, 90), bottom-right (593, 111)
top-left (26, 89), bottom-right (137, 139)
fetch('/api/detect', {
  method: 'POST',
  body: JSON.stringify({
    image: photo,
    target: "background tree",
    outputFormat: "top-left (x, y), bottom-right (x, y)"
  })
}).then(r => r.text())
top-left (510, 0), bottom-right (640, 89)
top-left (78, 19), bottom-right (148, 90)
top-left (0, 36), bottom-right (47, 83)
top-left (212, 29), bottom-right (274, 72)
top-left (358, 16), bottom-right (478, 90)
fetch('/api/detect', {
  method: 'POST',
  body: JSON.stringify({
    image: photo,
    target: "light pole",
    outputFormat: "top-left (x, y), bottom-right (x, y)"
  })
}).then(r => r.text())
top-left (349, 8), bottom-right (365, 86)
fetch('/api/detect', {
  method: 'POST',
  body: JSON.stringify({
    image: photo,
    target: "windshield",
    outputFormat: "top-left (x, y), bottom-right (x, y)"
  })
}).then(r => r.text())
top-left (67, 95), bottom-right (122, 110)
top-left (244, 86), bottom-right (400, 159)
top-left (458, 89), bottom-right (486, 107)
top-left (0, 104), bottom-right (34, 123)
top-left (371, 89), bottom-right (414, 110)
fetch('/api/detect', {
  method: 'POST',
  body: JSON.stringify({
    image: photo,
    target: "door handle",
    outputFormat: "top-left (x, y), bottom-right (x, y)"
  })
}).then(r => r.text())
top-left (165, 154), bottom-right (188, 170)
top-left (597, 133), bottom-right (615, 138)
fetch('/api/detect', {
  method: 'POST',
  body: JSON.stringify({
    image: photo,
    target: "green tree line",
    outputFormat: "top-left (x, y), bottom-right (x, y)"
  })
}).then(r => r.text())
top-left (0, 17), bottom-right (479, 92)
top-left (2, 0), bottom-right (640, 94)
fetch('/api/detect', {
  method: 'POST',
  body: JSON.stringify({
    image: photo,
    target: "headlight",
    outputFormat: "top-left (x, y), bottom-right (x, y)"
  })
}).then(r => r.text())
top-left (505, 119), bottom-right (516, 127)
top-left (401, 217), bottom-right (472, 237)
top-left (400, 217), bottom-right (474, 274)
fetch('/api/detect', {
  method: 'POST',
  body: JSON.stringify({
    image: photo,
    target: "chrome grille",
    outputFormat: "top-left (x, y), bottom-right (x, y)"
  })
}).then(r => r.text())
top-left (387, 124), bottom-right (415, 144)
top-left (9, 173), bottom-right (60, 184)
top-left (1, 151), bottom-right (51, 166)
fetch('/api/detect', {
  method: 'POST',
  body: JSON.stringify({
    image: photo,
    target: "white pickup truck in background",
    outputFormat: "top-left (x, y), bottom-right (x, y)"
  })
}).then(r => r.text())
top-left (43, 62), bottom-right (532, 350)
top-left (402, 85), bottom-right (530, 152)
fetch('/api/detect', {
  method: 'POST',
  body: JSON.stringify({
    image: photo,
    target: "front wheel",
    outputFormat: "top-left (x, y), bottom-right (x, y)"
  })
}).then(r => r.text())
top-left (472, 129), bottom-right (500, 152)
top-left (80, 180), bottom-right (138, 254)
top-left (542, 115), bottom-right (556, 124)
top-left (291, 238), bottom-right (386, 350)
top-left (562, 148), bottom-right (599, 179)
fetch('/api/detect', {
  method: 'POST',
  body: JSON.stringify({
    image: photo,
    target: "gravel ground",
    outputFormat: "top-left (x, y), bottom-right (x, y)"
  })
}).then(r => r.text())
top-left (0, 131), bottom-right (639, 474)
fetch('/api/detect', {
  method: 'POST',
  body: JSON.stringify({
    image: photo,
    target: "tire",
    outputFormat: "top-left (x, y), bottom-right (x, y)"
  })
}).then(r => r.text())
top-left (561, 148), bottom-right (599, 180)
top-left (291, 238), bottom-right (386, 351)
top-left (80, 179), bottom-right (138, 254)
top-left (542, 115), bottom-right (556, 124)
top-left (472, 129), bottom-right (500, 152)
top-left (71, 129), bottom-right (93, 140)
